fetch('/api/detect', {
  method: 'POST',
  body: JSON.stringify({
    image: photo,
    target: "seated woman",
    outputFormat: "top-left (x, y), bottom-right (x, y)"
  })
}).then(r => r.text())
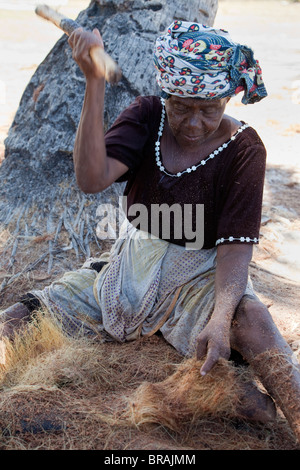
top-left (1, 21), bottom-right (300, 441)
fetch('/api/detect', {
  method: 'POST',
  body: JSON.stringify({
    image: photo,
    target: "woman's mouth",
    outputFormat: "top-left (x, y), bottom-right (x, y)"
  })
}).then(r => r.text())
top-left (183, 134), bottom-right (202, 144)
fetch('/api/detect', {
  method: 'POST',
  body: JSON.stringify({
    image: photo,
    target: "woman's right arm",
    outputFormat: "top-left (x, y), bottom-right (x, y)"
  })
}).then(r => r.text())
top-left (68, 28), bottom-right (129, 193)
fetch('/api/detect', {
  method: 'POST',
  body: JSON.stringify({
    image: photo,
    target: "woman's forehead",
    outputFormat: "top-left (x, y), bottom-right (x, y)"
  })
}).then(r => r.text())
top-left (168, 96), bottom-right (227, 108)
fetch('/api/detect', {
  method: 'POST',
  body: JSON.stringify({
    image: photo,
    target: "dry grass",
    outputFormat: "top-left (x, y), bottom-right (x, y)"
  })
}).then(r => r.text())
top-left (0, 312), bottom-right (298, 450)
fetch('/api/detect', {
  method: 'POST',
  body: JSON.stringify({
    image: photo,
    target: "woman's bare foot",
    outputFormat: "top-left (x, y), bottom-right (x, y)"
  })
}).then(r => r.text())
top-left (236, 380), bottom-right (277, 423)
top-left (0, 302), bottom-right (32, 339)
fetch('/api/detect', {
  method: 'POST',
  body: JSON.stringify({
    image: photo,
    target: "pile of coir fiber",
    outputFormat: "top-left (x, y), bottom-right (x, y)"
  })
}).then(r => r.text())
top-left (0, 311), bottom-right (298, 450)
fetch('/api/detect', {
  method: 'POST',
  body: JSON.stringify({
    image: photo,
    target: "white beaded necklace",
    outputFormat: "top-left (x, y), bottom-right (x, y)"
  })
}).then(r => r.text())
top-left (155, 97), bottom-right (249, 178)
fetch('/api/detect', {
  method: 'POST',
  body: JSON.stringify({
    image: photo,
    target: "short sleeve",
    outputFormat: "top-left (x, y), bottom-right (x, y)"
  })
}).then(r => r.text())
top-left (105, 96), bottom-right (157, 182)
top-left (215, 130), bottom-right (266, 246)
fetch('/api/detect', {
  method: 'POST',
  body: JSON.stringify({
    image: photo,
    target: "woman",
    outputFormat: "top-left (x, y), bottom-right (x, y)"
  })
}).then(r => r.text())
top-left (1, 22), bottom-right (300, 441)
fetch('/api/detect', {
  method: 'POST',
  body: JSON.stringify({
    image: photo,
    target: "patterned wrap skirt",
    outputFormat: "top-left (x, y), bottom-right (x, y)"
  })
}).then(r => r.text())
top-left (31, 221), bottom-right (254, 357)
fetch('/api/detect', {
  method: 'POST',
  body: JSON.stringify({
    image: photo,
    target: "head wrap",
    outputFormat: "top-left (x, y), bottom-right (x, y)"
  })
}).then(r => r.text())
top-left (153, 21), bottom-right (267, 104)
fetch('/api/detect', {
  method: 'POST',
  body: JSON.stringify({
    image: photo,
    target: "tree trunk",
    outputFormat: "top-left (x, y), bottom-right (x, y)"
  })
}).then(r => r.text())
top-left (0, 0), bottom-right (218, 291)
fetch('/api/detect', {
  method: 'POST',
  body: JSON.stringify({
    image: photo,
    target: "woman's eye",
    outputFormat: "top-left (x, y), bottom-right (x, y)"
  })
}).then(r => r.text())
top-left (174, 105), bottom-right (188, 113)
top-left (204, 108), bottom-right (216, 114)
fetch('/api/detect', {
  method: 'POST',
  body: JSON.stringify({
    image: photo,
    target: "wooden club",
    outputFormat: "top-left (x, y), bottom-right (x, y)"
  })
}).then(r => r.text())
top-left (35, 4), bottom-right (122, 84)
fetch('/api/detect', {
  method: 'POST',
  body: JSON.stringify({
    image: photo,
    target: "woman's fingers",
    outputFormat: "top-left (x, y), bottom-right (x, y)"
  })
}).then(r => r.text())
top-left (200, 343), bottom-right (220, 376)
top-left (68, 28), bottom-right (106, 79)
top-left (196, 333), bottom-right (207, 361)
top-left (196, 333), bottom-right (218, 375)
top-left (68, 27), bottom-right (83, 49)
top-left (92, 28), bottom-right (103, 45)
top-left (196, 328), bottom-right (231, 376)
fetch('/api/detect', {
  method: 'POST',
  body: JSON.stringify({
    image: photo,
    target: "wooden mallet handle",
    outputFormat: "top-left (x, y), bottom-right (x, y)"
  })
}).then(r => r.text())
top-left (35, 4), bottom-right (122, 84)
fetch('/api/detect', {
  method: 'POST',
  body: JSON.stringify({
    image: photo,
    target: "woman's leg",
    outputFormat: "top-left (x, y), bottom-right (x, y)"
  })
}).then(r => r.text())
top-left (1, 262), bottom-right (107, 341)
top-left (230, 294), bottom-right (300, 442)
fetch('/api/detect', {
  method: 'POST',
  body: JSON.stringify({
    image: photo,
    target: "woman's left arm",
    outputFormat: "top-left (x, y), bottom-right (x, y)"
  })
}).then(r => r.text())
top-left (196, 243), bottom-right (253, 375)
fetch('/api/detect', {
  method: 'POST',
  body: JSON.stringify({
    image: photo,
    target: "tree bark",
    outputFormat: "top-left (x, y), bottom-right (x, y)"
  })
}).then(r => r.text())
top-left (0, 0), bottom-right (218, 282)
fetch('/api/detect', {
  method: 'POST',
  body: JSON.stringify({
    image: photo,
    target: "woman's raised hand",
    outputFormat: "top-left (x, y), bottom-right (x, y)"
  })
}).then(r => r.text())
top-left (68, 28), bottom-right (106, 80)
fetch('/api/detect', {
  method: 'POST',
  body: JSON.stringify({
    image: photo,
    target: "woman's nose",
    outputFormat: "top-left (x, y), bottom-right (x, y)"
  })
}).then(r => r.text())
top-left (186, 112), bottom-right (203, 131)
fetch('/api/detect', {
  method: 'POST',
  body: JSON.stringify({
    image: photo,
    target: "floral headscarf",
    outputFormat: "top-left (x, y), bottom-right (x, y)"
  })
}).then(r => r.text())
top-left (153, 21), bottom-right (267, 104)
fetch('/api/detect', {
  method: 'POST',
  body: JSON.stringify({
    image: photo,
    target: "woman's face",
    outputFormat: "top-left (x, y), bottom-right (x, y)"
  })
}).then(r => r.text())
top-left (164, 95), bottom-right (230, 150)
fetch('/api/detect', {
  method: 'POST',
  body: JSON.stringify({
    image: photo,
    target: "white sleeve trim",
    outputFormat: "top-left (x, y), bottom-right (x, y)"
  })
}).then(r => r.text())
top-left (216, 236), bottom-right (258, 246)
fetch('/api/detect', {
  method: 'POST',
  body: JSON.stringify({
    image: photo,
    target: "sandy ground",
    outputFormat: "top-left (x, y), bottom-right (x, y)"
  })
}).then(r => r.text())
top-left (0, 0), bottom-right (87, 159)
top-left (0, 0), bottom-right (300, 451)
